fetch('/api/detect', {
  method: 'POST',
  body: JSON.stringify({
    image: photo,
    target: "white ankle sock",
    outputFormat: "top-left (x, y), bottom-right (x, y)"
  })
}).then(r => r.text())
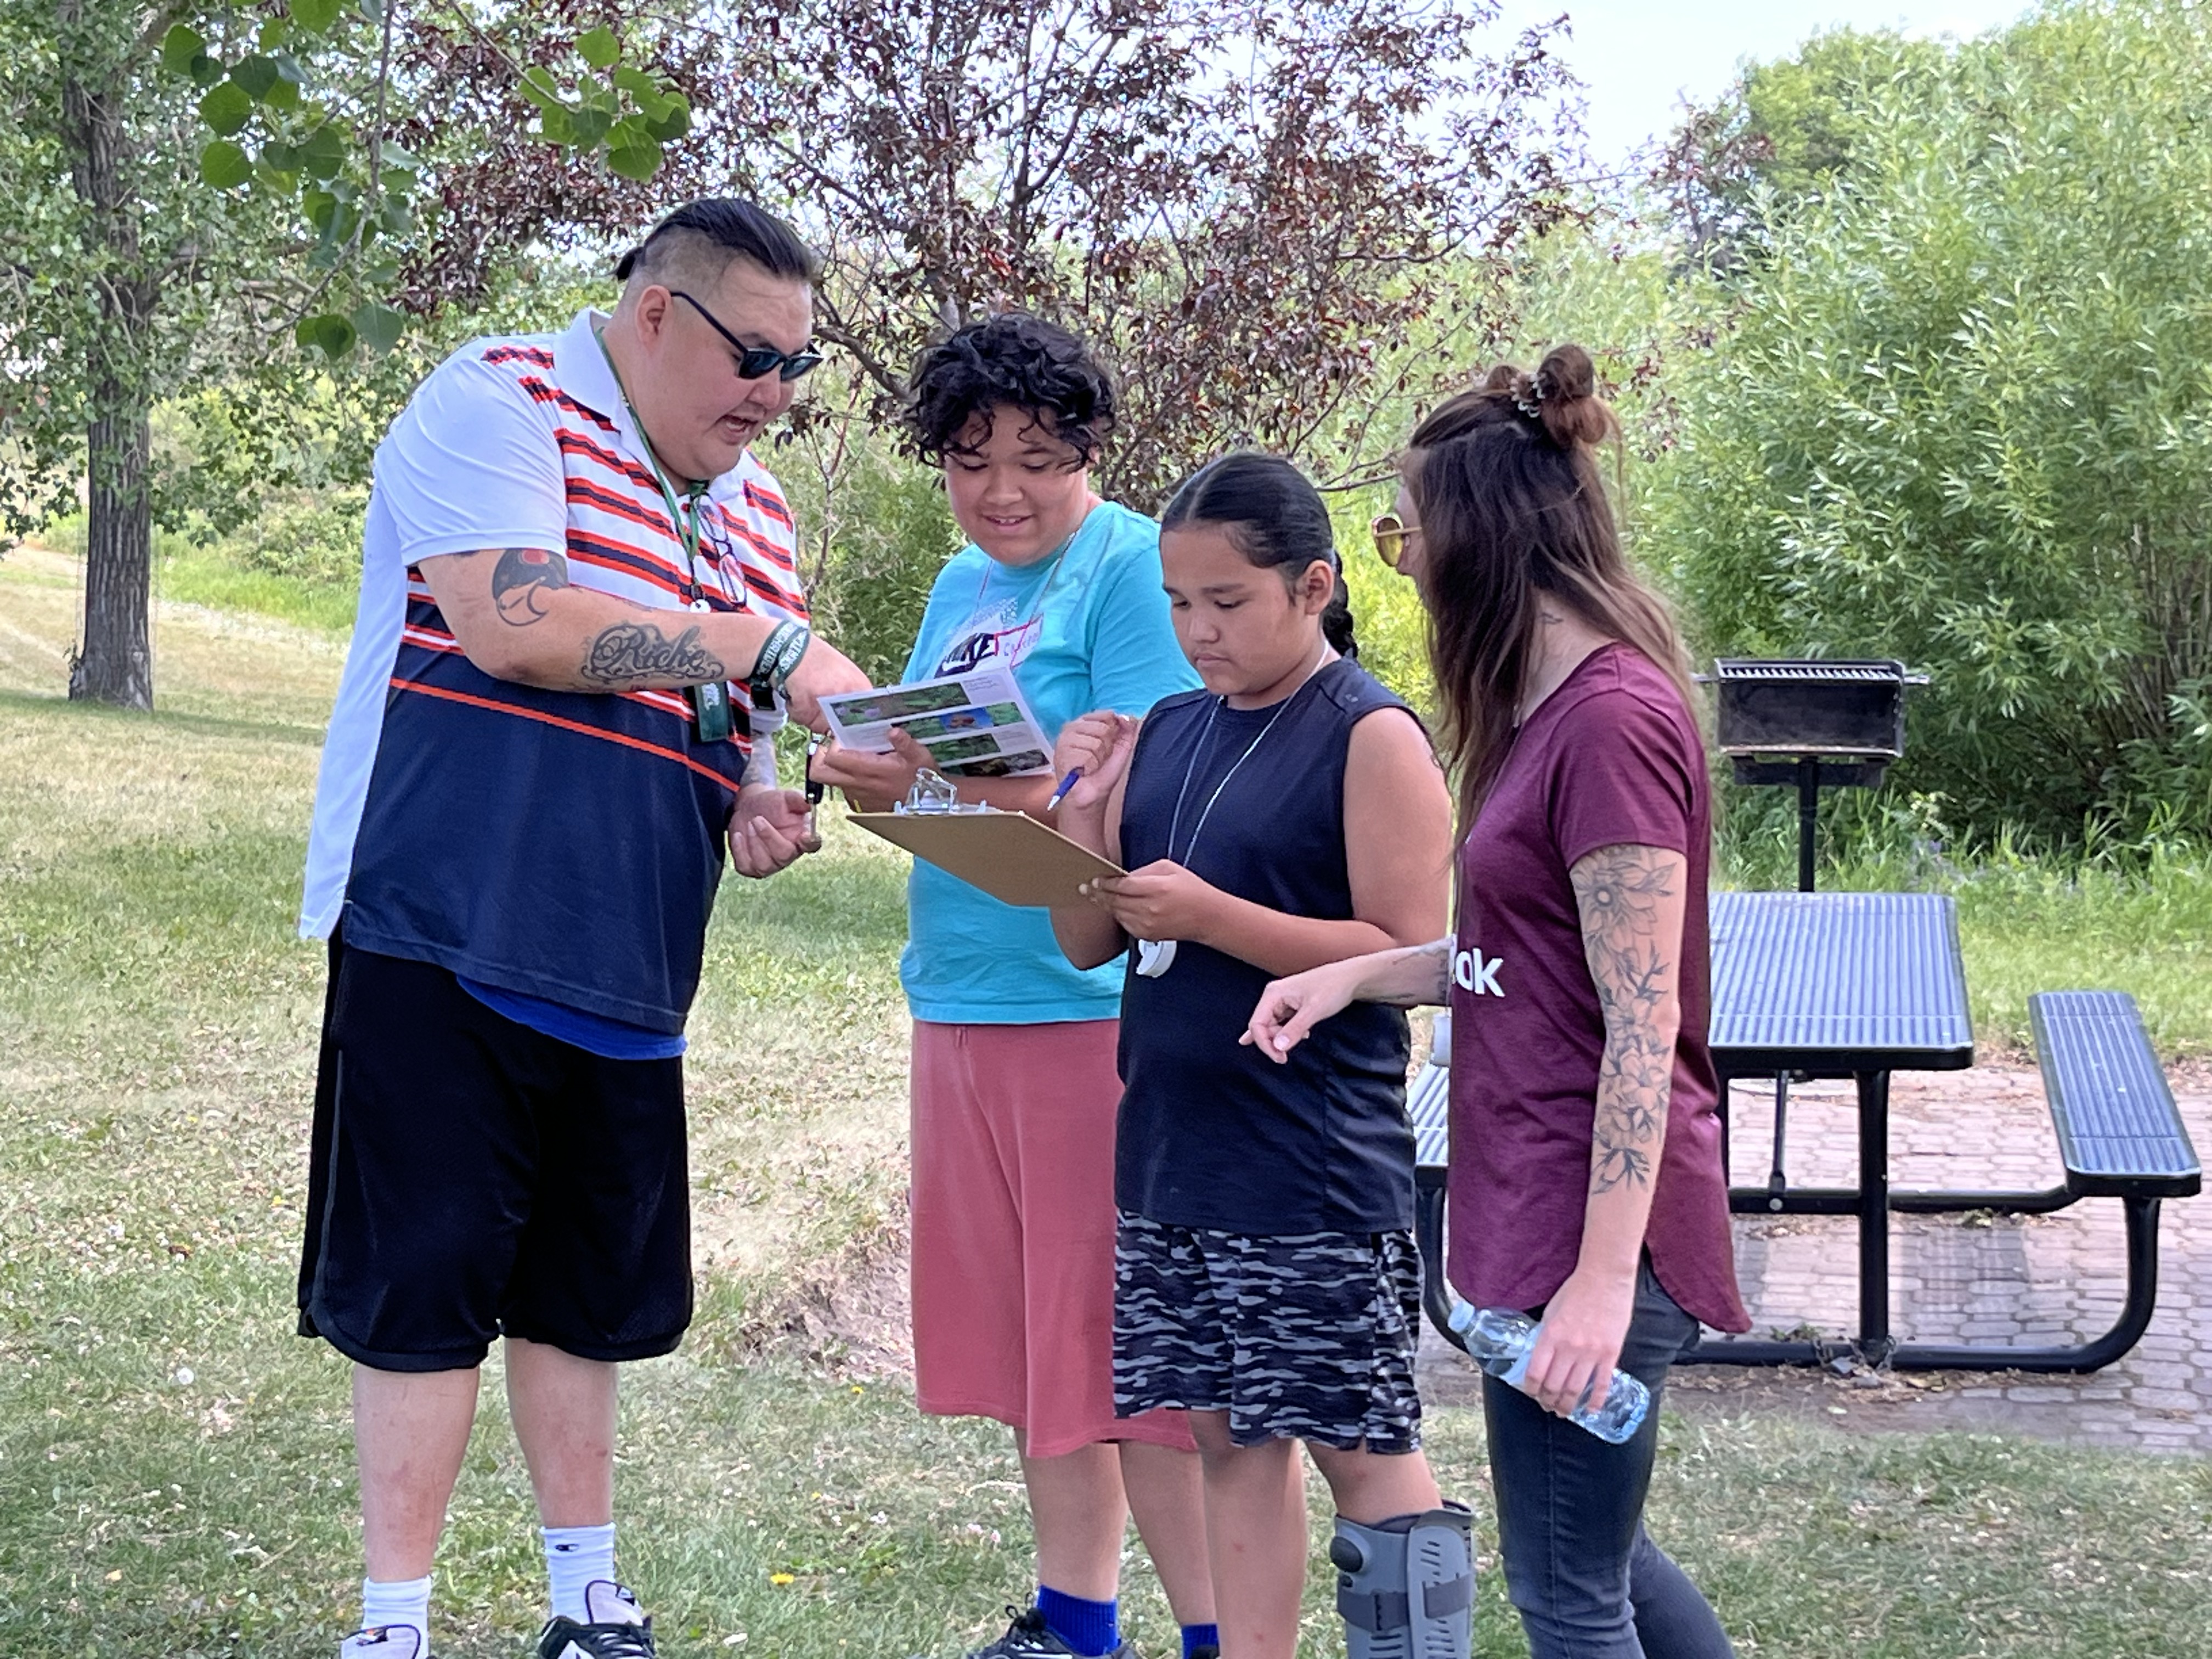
top-left (543, 1522), bottom-right (618, 1623)
top-left (359, 1573), bottom-right (432, 1644)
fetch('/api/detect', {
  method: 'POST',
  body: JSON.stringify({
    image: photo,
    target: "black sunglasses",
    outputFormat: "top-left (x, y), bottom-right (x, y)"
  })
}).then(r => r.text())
top-left (669, 289), bottom-right (824, 382)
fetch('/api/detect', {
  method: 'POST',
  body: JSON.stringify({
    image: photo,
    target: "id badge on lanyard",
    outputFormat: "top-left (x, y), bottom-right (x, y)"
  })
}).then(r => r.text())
top-left (689, 674), bottom-right (736, 744)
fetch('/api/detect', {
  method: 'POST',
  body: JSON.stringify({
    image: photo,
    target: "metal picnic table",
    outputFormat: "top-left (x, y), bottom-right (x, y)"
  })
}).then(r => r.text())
top-left (1689, 889), bottom-right (1972, 1367)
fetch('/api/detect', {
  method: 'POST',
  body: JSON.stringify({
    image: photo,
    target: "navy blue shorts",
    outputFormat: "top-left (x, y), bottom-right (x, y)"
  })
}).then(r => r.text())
top-left (1113, 1211), bottom-right (1424, 1452)
top-left (296, 934), bottom-right (692, 1372)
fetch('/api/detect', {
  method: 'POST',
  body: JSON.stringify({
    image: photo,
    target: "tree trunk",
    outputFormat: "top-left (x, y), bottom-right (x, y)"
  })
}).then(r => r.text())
top-left (63, 18), bottom-right (157, 709)
top-left (73, 398), bottom-right (152, 708)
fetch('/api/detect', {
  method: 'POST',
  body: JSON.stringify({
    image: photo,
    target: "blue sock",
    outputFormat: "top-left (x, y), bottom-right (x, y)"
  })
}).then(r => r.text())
top-left (1035, 1586), bottom-right (1119, 1656)
top-left (1182, 1624), bottom-right (1221, 1658)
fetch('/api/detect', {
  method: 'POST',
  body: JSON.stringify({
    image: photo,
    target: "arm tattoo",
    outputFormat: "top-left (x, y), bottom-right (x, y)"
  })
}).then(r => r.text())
top-left (490, 546), bottom-right (570, 625)
top-left (580, 621), bottom-right (727, 688)
top-left (741, 734), bottom-right (779, 789)
top-left (1571, 844), bottom-right (1681, 1195)
top-left (1380, 937), bottom-right (1454, 1007)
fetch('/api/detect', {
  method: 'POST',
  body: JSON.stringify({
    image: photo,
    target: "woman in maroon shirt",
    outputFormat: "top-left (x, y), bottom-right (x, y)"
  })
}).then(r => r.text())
top-left (1244, 347), bottom-right (1748, 1659)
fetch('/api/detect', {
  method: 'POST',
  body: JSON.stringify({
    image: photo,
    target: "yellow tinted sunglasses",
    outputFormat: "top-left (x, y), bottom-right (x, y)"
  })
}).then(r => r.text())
top-left (1370, 512), bottom-right (1421, 569)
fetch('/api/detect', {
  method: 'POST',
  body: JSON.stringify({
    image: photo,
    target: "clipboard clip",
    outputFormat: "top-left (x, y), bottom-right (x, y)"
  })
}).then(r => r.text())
top-left (895, 768), bottom-right (990, 815)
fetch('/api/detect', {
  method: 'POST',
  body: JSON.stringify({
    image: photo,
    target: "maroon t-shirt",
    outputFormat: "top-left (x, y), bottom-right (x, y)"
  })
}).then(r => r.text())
top-left (1448, 643), bottom-right (1749, 1333)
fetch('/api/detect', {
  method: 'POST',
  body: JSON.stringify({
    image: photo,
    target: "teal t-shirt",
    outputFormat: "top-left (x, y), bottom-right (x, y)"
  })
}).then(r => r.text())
top-left (899, 500), bottom-right (1202, 1024)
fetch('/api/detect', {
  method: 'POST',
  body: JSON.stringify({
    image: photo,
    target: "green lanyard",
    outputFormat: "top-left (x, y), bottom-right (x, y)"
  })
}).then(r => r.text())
top-left (595, 324), bottom-right (712, 609)
top-left (593, 323), bottom-right (737, 742)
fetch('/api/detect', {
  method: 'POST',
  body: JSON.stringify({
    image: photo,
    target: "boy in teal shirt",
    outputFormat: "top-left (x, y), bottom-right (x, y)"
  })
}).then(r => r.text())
top-left (898, 499), bottom-right (1197, 1021)
top-left (814, 315), bottom-right (1214, 1659)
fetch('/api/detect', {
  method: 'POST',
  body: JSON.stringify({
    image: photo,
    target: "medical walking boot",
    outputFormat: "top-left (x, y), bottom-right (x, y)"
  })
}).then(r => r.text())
top-left (1329, 1502), bottom-right (1475, 1659)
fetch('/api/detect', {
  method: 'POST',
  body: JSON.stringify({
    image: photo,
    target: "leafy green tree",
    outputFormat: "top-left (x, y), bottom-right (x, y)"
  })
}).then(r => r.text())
top-left (4, 2), bottom-right (274, 706)
top-left (1655, 27), bottom-right (1948, 266)
top-left (1645, 0), bottom-right (2212, 840)
top-left (0, 1), bottom-right (695, 708)
top-left (696, 0), bottom-right (1581, 510)
top-left (5, 0), bottom-right (1578, 710)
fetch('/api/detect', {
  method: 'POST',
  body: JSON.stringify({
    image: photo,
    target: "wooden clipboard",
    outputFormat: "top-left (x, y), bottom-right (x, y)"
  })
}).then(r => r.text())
top-left (850, 809), bottom-right (1125, 907)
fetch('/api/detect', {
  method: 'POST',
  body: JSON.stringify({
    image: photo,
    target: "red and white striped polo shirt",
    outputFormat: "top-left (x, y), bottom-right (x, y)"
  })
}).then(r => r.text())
top-left (300, 309), bottom-right (808, 1028)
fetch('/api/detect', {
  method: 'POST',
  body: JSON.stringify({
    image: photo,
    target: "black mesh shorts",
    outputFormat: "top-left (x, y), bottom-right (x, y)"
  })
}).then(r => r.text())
top-left (295, 934), bottom-right (693, 1372)
top-left (1113, 1211), bottom-right (1424, 1452)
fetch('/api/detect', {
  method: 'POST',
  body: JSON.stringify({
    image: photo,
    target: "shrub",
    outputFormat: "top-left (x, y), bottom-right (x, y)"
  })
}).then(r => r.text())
top-left (799, 449), bottom-right (963, 689)
top-left (1645, 1), bottom-right (2212, 843)
top-left (230, 493), bottom-right (367, 587)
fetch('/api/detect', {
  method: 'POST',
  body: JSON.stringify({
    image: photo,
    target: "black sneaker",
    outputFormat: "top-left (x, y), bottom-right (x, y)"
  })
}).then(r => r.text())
top-left (963, 1606), bottom-right (1133, 1659)
top-left (338, 1628), bottom-right (422, 1659)
top-left (536, 1581), bottom-right (656, 1659)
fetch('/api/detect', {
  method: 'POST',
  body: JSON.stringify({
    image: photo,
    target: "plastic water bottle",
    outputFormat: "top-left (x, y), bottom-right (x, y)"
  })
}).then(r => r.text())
top-left (1447, 1305), bottom-right (1651, 1443)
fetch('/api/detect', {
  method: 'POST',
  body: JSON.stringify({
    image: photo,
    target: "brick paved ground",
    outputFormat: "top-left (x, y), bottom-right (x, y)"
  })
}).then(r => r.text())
top-left (837, 1060), bottom-right (2210, 1454)
top-left (1419, 1058), bottom-right (2212, 1453)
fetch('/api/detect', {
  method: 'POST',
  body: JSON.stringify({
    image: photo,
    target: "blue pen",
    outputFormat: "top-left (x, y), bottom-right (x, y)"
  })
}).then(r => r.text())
top-left (1045, 768), bottom-right (1082, 811)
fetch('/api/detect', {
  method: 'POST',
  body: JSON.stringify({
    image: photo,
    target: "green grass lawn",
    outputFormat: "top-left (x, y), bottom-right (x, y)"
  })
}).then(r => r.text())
top-left (151, 543), bottom-right (363, 635)
top-left (4, 547), bottom-right (2212, 1657)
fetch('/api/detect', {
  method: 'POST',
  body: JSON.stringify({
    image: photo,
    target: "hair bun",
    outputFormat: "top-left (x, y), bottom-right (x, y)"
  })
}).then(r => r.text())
top-left (1531, 343), bottom-right (1613, 449)
top-left (1532, 343), bottom-right (1595, 403)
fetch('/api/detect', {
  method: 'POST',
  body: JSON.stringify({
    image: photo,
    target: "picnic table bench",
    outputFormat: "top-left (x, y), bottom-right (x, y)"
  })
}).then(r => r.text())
top-left (1409, 894), bottom-right (2199, 1373)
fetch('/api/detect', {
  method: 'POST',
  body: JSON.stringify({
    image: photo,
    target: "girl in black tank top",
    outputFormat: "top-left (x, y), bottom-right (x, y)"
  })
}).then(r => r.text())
top-left (1049, 455), bottom-right (1470, 1659)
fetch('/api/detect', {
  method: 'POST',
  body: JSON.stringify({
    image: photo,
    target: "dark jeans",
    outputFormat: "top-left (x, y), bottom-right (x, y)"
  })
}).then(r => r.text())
top-left (1482, 1261), bottom-right (1736, 1659)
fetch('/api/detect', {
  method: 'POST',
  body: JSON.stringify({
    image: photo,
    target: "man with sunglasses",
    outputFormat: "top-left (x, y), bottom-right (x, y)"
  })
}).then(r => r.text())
top-left (296, 199), bottom-right (868, 1659)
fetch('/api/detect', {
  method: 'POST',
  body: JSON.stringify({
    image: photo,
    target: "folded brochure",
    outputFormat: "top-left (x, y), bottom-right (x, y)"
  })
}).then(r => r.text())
top-left (818, 668), bottom-right (1053, 778)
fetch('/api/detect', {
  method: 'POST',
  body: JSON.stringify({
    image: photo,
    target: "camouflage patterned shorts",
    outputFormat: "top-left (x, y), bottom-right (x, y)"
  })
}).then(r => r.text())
top-left (1112, 1211), bottom-right (1424, 1452)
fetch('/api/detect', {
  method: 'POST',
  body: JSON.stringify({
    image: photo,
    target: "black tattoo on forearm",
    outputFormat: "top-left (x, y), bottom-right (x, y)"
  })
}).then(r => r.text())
top-left (1571, 844), bottom-right (1682, 1194)
top-left (580, 621), bottom-right (726, 687)
top-left (1380, 937), bottom-right (1454, 1007)
top-left (491, 546), bottom-right (570, 625)
top-left (742, 737), bottom-right (780, 790)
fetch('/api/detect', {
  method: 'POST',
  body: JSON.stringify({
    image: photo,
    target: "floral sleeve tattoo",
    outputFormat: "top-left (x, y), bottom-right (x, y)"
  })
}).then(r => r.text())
top-left (1570, 843), bottom-right (1685, 1194)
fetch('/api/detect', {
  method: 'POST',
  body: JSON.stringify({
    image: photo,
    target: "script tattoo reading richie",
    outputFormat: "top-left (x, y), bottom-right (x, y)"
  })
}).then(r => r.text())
top-left (580, 620), bottom-right (726, 688)
top-left (1570, 843), bottom-right (1681, 1195)
top-left (490, 546), bottom-right (570, 625)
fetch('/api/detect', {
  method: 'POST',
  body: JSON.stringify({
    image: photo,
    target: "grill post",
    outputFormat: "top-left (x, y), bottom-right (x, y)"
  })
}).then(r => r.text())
top-left (1796, 755), bottom-right (1819, 893)
top-left (1857, 1068), bottom-right (1894, 1363)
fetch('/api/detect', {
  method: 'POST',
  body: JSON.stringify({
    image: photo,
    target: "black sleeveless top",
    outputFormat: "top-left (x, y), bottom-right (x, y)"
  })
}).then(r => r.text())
top-left (1115, 657), bottom-right (1417, 1235)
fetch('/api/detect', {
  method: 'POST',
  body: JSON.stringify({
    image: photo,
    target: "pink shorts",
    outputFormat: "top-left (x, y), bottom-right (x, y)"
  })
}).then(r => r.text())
top-left (909, 1019), bottom-right (1194, 1458)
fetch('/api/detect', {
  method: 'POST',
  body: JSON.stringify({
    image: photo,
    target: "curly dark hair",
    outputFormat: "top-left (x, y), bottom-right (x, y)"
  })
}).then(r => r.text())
top-left (901, 313), bottom-right (1115, 467)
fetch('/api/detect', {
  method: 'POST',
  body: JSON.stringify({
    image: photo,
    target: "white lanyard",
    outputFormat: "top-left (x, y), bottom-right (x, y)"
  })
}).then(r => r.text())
top-left (1137, 650), bottom-right (1332, 978)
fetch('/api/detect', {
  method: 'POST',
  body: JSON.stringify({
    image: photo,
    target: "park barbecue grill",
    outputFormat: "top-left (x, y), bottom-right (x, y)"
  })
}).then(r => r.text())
top-left (1704, 658), bottom-right (1925, 891)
